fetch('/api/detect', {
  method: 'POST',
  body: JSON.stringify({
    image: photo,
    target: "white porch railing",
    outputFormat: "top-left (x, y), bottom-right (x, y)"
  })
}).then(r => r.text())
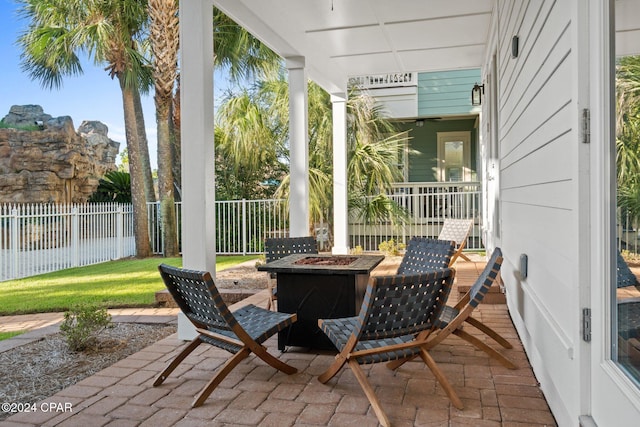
top-left (0, 203), bottom-right (135, 281)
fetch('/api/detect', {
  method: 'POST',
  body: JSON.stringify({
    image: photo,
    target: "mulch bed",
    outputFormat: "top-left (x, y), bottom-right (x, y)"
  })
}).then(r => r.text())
top-left (0, 322), bottom-right (176, 420)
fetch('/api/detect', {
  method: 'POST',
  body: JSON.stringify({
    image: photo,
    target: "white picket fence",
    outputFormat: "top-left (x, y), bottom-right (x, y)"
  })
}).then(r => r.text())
top-left (0, 203), bottom-right (135, 281)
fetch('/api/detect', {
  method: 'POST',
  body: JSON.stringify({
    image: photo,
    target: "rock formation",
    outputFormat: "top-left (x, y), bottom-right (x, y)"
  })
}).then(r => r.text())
top-left (0, 105), bottom-right (120, 203)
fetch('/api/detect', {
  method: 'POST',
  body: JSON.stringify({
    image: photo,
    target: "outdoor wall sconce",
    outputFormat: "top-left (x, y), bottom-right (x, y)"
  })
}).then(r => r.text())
top-left (415, 119), bottom-right (424, 127)
top-left (471, 83), bottom-right (484, 106)
top-left (519, 253), bottom-right (528, 280)
top-left (512, 35), bottom-right (520, 58)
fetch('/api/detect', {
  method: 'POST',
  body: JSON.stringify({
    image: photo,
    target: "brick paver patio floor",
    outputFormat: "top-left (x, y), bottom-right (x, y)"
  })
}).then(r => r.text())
top-left (1, 259), bottom-right (556, 427)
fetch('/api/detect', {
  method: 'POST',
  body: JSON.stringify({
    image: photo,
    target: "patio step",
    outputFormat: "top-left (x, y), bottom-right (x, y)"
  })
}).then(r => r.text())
top-left (456, 282), bottom-right (506, 304)
top-left (155, 288), bottom-right (259, 307)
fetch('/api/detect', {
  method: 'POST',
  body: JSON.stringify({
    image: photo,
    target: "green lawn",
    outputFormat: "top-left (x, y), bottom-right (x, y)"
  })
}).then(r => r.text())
top-left (0, 256), bottom-right (257, 316)
top-left (0, 331), bottom-right (25, 341)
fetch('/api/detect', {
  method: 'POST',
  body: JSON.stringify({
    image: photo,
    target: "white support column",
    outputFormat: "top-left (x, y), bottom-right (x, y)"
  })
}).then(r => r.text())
top-left (331, 93), bottom-right (349, 254)
top-left (179, 0), bottom-right (215, 274)
top-left (286, 56), bottom-right (310, 237)
top-left (177, 0), bottom-right (215, 341)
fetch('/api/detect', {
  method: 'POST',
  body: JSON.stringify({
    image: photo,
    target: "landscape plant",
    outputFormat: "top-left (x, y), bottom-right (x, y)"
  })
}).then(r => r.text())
top-left (616, 55), bottom-right (640, 228)
top-left (378, 239), bottom-right (406, 256)
top-left (59, 305), bottom-right (112, 351)
top-left (89, 171), bottom-right (132, 203)
top-left (217, 77), bottom-right (409, 235)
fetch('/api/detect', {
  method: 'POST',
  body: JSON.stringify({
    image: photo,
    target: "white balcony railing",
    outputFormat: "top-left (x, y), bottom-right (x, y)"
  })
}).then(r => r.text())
top-left (350, 182), bottom-right (482, 251)
top-left (349, 72), bottom-right (417, 89)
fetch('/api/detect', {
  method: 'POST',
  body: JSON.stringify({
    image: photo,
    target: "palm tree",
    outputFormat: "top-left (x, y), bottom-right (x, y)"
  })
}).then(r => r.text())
top-left (89, 170), bottom-right (132, 203)
top-left (17, 0), bottom-right (153, 257)
top-left (213, 10), bottom-right (282, 82)
top-left (216, 76), bottom-right (408, 235)
top-left (617, 56), bottom-right (640, 229)
top-left (149, 0), bottom-right (179, 256)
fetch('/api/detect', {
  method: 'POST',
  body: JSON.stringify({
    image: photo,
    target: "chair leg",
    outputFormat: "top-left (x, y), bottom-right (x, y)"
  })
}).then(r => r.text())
top-left (419, 348), bottom-right (463, 410)
top-left (465, 316), bottom-right (513, 349)
top-left (459, 252), bottom-right (472, 262)
top-left (153, 337), bottom-right (202, 386)
top-left (348, 359), bottom-right (391, 427)
top-left (318, 354), bottom-right (348, 383)
top-left (252, 344), bottom-right (297, 374)
top-left (453, 329), bottom-right (517, 369)
top-left (386, 329), bottom-right (437, 370)
top-left (386, 355), bottom-right (413, 371)
top-left (192, 348), bottom-right (251, 407)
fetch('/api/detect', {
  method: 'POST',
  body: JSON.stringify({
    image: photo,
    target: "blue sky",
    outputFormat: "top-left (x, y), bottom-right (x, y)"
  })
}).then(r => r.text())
top-left (0, 0), bottom-right (229, 170)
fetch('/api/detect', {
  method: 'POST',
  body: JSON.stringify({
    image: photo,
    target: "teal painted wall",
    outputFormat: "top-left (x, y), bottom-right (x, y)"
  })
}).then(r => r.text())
top-left (418, 69), bottom-right (481, 117)
top-left (397, 119), bottom-right (478, 182)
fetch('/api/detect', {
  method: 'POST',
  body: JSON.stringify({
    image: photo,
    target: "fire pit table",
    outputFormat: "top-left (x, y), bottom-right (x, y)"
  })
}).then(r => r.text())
top-left (258, 253), bottom-right (384, 350)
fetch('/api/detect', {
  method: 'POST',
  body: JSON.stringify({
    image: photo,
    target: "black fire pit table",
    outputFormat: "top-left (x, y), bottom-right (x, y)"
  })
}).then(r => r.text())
top-left (257, 253), bottom-right (384, 351)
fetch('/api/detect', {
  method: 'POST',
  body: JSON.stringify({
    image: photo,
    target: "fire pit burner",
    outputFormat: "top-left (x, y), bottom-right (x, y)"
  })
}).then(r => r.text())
top-left (293, 256), bottom-right (357, 266)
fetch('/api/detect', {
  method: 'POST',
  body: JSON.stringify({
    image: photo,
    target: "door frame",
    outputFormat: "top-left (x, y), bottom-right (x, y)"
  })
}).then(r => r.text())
top-left (588, 0), bottom-right (640, 424)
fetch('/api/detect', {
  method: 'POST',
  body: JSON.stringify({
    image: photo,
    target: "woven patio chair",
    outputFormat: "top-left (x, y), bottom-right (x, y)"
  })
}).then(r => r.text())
top-left (388, 247), bottom-right (515, 371)
top-left (317, 268), bottom-right (461, 426)
top-left (438, 218), bottom-right (474, 265)
top-left (396, 236), bottom-right (456, 275)
top-left (154, 264), bottom-right (298, 407)
top-left (264, 236), bottom-right (318, 310)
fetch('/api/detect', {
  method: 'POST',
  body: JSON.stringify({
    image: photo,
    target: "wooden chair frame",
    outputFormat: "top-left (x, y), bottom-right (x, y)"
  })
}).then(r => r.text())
top-left (438, 218), bottom-right (474, 265)
top-left (154, 264), bottom-right (298, 407)
top-left (388, 247), bottom-right (516, 371)
top-left (317, 269), bottom-right (461, 427)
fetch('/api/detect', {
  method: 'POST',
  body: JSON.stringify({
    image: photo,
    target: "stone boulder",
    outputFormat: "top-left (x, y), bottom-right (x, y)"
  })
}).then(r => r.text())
top-left (0, 105), bottom-right (120, 203)
top-left (1, 105), bottom-right (52, 128)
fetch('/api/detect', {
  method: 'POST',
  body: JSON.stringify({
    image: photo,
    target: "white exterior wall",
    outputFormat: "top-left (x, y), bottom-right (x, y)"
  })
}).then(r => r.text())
top-left (488, 1), bottom-right (585, 425)
top-left (367, 86), bottom-right (418, 119)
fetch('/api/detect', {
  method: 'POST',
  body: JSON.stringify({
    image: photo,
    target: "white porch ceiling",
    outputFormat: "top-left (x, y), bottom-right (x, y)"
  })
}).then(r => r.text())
top-left (214, 0), bottom-right (494, 94)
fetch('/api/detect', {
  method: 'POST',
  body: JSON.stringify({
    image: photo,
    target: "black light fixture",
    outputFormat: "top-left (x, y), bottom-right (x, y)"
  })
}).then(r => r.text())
top-left (471, 83), bottom-right (484, 106)
top-left (511, 35), bottom-right (519, 58)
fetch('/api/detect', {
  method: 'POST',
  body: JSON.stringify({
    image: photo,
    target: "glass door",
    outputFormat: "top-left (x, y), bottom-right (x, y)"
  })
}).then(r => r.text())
top-left (590, 0), bottom-right (640, 424)
top-left (437, 131), bottom-right (471, 182)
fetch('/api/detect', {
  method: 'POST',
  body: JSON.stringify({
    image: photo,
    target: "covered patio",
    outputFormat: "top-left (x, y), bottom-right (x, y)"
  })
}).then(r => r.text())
top-left (2, 259), bottom-right (555, 426)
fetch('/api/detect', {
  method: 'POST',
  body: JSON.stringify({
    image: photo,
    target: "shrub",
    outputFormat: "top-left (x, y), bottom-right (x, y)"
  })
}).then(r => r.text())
top-left (350, 245), bottom-right (364, 255)
top-left (378, 239), bottom-right (405, 256)
top-left (59, 305), bottom-right (112, 351)
top-left (89, 170), bottom-right (132, 203)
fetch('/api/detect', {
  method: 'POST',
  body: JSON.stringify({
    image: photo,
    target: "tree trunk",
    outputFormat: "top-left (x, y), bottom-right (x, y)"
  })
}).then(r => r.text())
top-left (149, 0), bottom-right (180, 256)
top-left (133, 87), bottom-right (156, 203)
top-left (171, 76), bottom-right (182, 196)
top-left (157, 99), bottom-right (179, 256)
top-left (120, 77), bottom-right (151, 258)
